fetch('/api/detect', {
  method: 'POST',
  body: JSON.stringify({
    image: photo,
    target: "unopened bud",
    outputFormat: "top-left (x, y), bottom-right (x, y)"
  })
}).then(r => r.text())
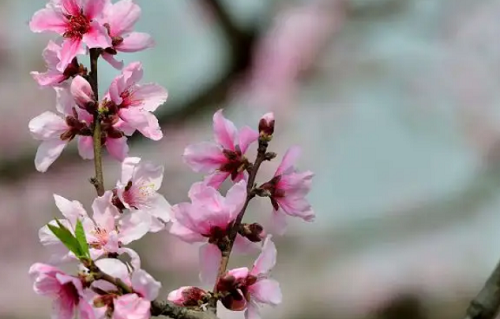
top-left (259, 112), bottom-right (275, 139)
top-left (238, 223), bottom-right (266, 243)
top-left (168, 286), bottom-right (208, 307)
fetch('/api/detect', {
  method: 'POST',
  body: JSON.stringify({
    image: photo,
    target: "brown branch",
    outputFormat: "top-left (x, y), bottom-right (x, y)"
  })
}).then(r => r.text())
top-left (463, 259), bottom-right (500, 319)
top-left (88, 48), bottom-right (105, 196)
top-left (210, 138), bottom-right (269, 311)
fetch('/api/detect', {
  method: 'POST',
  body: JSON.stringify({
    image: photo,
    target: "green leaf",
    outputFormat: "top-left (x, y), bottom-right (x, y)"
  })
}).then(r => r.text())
top-left (75, 219), bottom-right (90, 259)
top-left (47, 219), bottom-right (83, 258)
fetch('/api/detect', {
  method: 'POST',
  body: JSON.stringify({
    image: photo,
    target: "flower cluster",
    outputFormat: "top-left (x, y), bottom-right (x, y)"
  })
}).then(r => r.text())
top-left (27, 1), bottom-right (315, 319)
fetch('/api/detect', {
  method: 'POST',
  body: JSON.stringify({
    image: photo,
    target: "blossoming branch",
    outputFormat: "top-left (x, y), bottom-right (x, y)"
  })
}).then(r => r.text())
top-left (27, 1), bottom-right (315, 319)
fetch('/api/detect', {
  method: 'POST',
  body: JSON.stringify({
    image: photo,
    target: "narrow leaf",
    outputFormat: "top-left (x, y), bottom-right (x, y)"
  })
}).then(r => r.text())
top-left (47, 219), bottom-right (83, 258)
top-left (75, 219), bottom-right (90, 258)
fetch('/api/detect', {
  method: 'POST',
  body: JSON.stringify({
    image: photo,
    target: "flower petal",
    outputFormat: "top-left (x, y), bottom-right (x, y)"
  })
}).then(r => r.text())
top-left (82, 21), bottom-right (112, 49)
top-left (35, 139), bottom-right (68, 172)
top-left (77, 136), bottom-right (94, 160)
top-left (53, 194), bottom-right (87, 224)
top-left (83, 0), bottom-right (106, 19)
top-left (95, 258), bottom-right (129, 282)
top-left (251, 235), bottom-right (277, 276)
top-left (183, 142), bottom-right (225, 173)
top-left (131, 269), bottom-right (161, 301)
top-left (249, 278), bottom-right (282, 305)
top-left (58, 38), bottom-right (85, 72)
top-left (29, 7), bottom-right (67, 34)
top-left (238, 126), bottom-right (259, 154)
top-left (225, 180), bottom-right (247, 220)
top-left (117, 32), bottom-right (154, 52)
top-left (245, 301), bottom-right (261, 319)
top-left (71, 76), bottom-right (95, 108)
top-left (105, 137), bottom-right (129, 161)
top-left (213, 109), bottom-right (237, 150)
top-left (275, 146), bottom-right (301, 176)
top-left (199, 243), bottom-right (221, 286)
top-left (118, 211), bottom-right (151, 245)
top-left (203, 171), bottom-right (230, 189)
top-left (131, 83), bottom-right (167, 112)
top-left (101, 52), bottom-right (124, 70)
top-left (29, 111), bottom-right (67, 140)
top-left (113, 294), bottom-right (150, 319)
top-left (105, 0), bottom-right (141, 35)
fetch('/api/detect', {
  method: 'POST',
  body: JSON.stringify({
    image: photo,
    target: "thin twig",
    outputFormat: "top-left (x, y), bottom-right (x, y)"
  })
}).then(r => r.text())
top-left (88, 48), bottom-right (105, 196)
top-left (210, 139), bottom-right (269, 311)
top-left (463, 258), bottom-right (500, 319)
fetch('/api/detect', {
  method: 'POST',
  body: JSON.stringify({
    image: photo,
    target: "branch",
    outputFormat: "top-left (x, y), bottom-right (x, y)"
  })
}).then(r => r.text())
top-left (210, 138), bottom-right (269, 310)
top-left (88, 48), bottom-right (105, 196)
top-left (463, 259), bottom-right (500, 319)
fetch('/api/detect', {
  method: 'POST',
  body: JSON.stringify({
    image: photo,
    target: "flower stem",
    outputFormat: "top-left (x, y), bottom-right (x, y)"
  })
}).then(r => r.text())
top-left (89, 48), bottom-right (105, 196)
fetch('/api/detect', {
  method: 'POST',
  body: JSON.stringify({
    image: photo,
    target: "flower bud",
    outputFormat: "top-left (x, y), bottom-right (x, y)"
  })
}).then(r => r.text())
top-left (71, 76), bottom-right (96, 113)
top-left (167, 286), bottom-right (208, 307)
top-left (238, 223), bottom-right (266, 242)
top-left (258, 112), bottom-right (275, 139)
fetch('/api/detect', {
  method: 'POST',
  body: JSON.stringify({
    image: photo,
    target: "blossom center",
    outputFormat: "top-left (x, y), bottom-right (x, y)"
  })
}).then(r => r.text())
top-left (64, 14), bottom-right (91, 39)
top-left (89, 227), bottom-right (109, 249)
top-left (220, 146), bottom-right (249, 180)
top-left (123, 181), bottom-right (155, 209)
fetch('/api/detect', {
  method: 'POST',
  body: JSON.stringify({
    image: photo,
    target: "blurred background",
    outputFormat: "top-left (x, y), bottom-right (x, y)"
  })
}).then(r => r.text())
top-left (2, 0), bottom-right (500, 318)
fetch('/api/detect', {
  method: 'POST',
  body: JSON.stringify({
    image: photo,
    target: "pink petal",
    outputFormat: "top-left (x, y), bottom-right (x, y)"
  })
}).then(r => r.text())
top-left (117, 247), bottom-right (142, 269)
top-left (203, 171), bottom-right (231, 189)
top-left (114, 294), bottom-right (150, 319)
top-left (101, 52), bottom-right (124, 70)
top-left (71, 76), bottom-right (95, 108)
top-left (169, 219), bottom-right (205, 243)
top-left (105, 0), bottom-right (141, 35)
top-left (92, 191), bottom-right (120, 230)
top-left (199, 243), bottom-right (221, 286)
top-left (61, 0), bottom-right (81, 16)
top-left (144, 194), bottom-right (172, 223)
top-left (35, 139), bottom-right (68, 172)
top-left (119, 157), bottom-right (141, 184)
top-left (29, 7), bottom-right (67, 34)
top-left (275, 197), bottom-right (314, 221)
top-left (131, 269), bottom-right (161, 301)
top-left (275, 146), bottom-right (301, 176)
top-left (77, 136), bottom-right (94, 159)
top-left (53, 194), bottom-right (87, 224)
top-left (227, 267), bottom-right (250, 280)
top-left (117, 32), bottom-right (154, 52)
top-left (31, 71), bottom-right (66, 87)
top-left (238, 126), bottom-right (259, 154)
top-left (105, 137), bottom-right (129, 160)
top-left (131, 83), bottom-right (167, 112)
top-left (183, 142), bottom-right (225, 173)
top-left (119, 108), bottom-right (162, 140)
top-left (58, 38), bottom-right (84, 72)
top-left (43, 40), bottom-right (62, 66)
top-left (213, 109), bottom-right (237, 150)
top-left (108, 74), bottom-right (127, 105)
top-left (118, 211), bottom-right (151, 245)
top-left (271, 209), bottom-right (288, 235)
top-left (53, 294), bottom-right (76, 319)
top-left (29, 263), bottom-right (62, 295)
top-left (233, 235), bottom-right (259, 255)
top-left (55, 86), bottom-right (76, 115)
top-left (249, 278), bottom-right (282, 305)
top-left (128, 156), bottom-right (164, 189)
top-left (245, 301), bottom-right (261, 319)
top-left (95, 258), bottom-right (129, 283)
top-left (251, 235), bottom-right (277, 276)
top-left (82, 21), bottom-right (112, 49)
top-left (77, 301), bottom-right (96, 319)
top-left (225, 180), bottom-right (248, 219)
top-left (29, 111), bottom-right (67, 140)
top-left (83, 0), bottom-right (106, 19)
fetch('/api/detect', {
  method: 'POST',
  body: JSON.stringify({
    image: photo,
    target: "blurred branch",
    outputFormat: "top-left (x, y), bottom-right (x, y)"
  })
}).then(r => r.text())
top-left (0, 0), bottom-right (257, 183)
top-left (464, 259), bottom-right (500, 319)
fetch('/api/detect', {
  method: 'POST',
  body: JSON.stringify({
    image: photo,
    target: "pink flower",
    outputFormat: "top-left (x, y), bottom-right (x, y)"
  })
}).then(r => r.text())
top-left (114, 157), bottom-right (172, 232)
top-left (170, 180), bottom-right (255, 284)
top-left (260, 146), bottom-right (315, 234)
top-left (104, 62), bottom-right (167, 140)
top-left (28, 87), bottom-right (92, 172)
top-left (92, 258), bottom-right (160, 319)
top-left (183, 109), bottom-right (259, 188)
top-left (217, 236), bottom-right (282, 319)
top-left (66, 78), bottom-right (131, 161)
top-left (31, 40), bottom-right (84, 87)
top-left (84, 191), bottom-right (150, 266)
top-left (39, 192), bottom-right (149, 268)
top-left (29, 0), bottom-right (112, 71)
top-left (167, 286), bottom-right (208, 307)
top-left (29, 263), bottom-right (95, 319)
top-left (100, 0), bottom-right (154, 69)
